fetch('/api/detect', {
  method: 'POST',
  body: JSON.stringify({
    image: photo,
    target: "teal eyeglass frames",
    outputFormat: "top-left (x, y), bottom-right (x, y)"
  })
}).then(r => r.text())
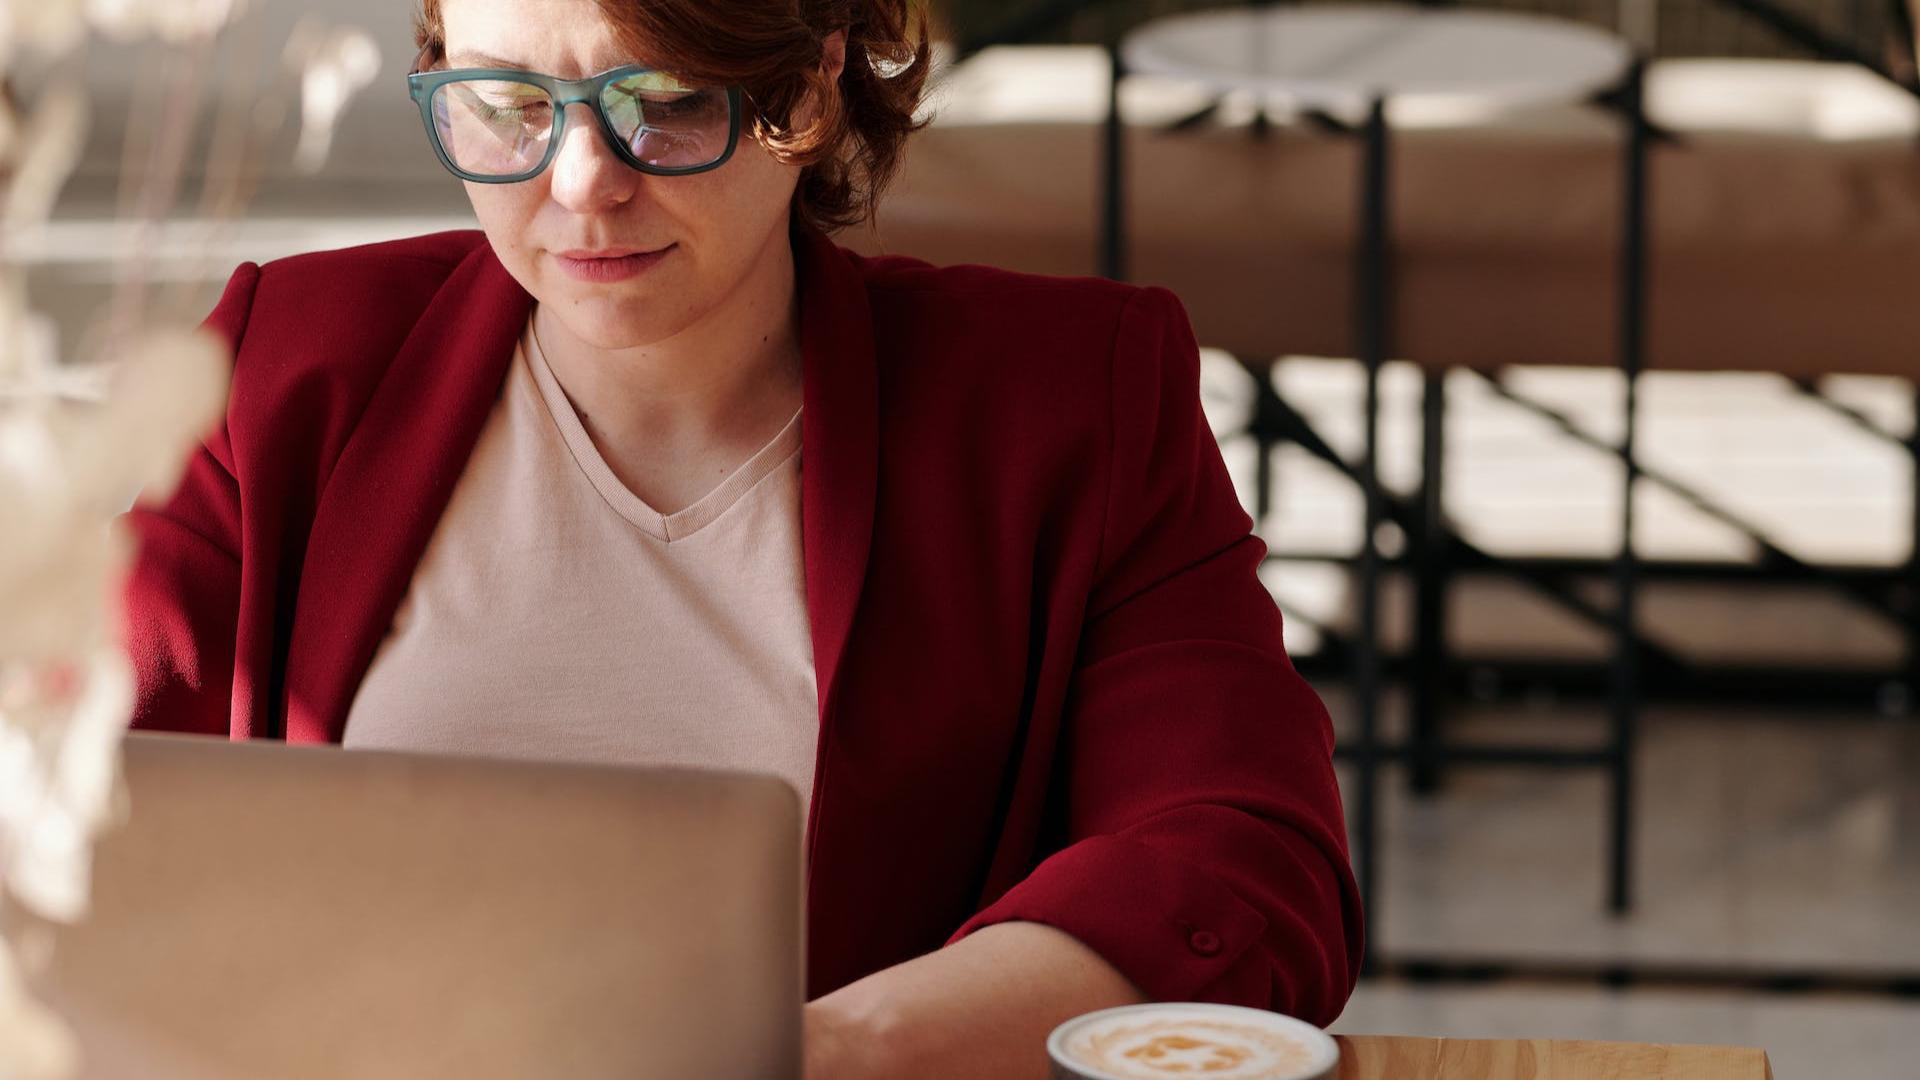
top-left (407, 64), bottom-right (744, 183)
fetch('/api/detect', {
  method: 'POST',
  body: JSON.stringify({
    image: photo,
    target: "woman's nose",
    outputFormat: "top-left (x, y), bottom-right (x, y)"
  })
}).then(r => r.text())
top-left (546, 101), bottom-right (638, 211)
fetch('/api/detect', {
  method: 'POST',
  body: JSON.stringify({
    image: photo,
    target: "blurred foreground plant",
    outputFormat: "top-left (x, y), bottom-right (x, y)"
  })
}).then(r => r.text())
top-left (0, 4), bottom-right (377, 1075)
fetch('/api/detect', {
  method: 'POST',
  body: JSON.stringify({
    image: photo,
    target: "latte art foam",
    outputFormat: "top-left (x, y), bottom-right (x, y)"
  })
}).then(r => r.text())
top-left (1072, 1019), bottom-right (1311, 1078)
top-left (1049, 1004), bottom-right (1338, 1080)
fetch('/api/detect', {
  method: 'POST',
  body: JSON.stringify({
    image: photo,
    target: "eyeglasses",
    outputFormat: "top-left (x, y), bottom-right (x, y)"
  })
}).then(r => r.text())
top-left (407, 64), bottom-right (744, 183)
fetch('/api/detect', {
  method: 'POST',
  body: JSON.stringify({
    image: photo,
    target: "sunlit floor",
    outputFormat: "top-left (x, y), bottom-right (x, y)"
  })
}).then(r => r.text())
top-left (1316, 691), bottom-right (1920, 1078)
top-left (1216, 355), bottom-right (1917, 666)
top-left (1328, 693), bottom-right (1920, 974)
top-left (1233, 358), bottom-right (1920, 1077)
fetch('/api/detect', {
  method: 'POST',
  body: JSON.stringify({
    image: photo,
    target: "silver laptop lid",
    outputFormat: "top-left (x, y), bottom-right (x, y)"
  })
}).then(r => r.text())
top-left (21, 733), bottom-right (803, 1080)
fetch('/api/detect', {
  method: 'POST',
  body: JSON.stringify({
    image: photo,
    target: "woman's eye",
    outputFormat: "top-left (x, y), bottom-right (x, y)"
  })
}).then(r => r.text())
top-left (642, 90), bottom-right (721, 119)
top-left (477, 94), bottom-right (542, 111)
top-left (480, 99), bottom-right (550, 122)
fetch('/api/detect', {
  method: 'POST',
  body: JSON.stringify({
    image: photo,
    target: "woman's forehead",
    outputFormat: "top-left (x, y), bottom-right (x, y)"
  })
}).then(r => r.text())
top-left (441, 0), bottom-right (646, 73)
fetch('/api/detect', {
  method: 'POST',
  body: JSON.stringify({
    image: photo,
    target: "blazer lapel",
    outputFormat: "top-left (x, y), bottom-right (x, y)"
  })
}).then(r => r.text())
top-left (282, 241), bottom-right (532, 743)
top-left (794, 226), bottom-right (878, 724)
top-left (792, 226), bottom-right (879, 969)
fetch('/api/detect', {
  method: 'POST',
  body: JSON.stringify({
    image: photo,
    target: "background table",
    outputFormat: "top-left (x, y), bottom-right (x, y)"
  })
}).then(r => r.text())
top-left (1112, 4), bottom-right (1647, 949)
top-left (1336, 1036), bottom-right (1773, 1079)
top-left (1121, 5), bottom-right (1631, 115)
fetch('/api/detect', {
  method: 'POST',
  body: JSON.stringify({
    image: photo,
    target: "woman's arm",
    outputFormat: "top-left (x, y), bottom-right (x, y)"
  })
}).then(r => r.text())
top-left (930, 286), bottom-right (1361, 1018)
top-left (804, 920), bottom-right (1147, 1080)
top-left (807, 284), bottom-right (1359, 1075)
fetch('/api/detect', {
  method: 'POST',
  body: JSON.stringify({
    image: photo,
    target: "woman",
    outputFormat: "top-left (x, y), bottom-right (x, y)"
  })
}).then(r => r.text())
top-left (121, 0), bottom-right (1362, 1073)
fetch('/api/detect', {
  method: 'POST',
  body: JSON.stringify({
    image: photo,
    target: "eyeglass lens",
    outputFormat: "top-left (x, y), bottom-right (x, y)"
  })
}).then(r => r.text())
top-left (429, 71), bottom-right (732, 177)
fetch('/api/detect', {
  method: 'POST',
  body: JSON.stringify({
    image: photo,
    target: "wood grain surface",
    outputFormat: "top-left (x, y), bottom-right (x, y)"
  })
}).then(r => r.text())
top-left (1334, 1036), bottom-right (1773, 1079)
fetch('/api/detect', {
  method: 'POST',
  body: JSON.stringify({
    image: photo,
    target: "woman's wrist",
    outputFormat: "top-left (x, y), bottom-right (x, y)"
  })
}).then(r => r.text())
top-left (802, 921), bottom-right (1147, 1080)
top-left (803, 986), bottom-right (896, 1079)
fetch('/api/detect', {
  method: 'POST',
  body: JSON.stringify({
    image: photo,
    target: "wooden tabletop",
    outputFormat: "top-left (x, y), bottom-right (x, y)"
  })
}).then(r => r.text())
top-left (1335, 1036), bottom-right (1773, 1079)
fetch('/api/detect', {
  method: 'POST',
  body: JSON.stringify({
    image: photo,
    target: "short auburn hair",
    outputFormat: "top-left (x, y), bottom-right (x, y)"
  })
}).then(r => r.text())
top-left (414, 0), bottom-right (931, 233)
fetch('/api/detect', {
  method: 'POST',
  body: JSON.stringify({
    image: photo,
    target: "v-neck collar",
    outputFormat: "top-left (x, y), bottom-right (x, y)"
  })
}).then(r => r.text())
top-left (281, 224), bottom-right (877, 744)
top-left (521, 317), bottom-right (803, 543)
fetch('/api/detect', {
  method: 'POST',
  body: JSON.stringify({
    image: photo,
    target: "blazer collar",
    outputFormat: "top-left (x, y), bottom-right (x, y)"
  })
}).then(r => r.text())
top-left (283, 240), bottom-right (531, 743)
top-left (283, 227), bottom-right (878, 744)
top-left (792, 223), bottom-right (878, 722)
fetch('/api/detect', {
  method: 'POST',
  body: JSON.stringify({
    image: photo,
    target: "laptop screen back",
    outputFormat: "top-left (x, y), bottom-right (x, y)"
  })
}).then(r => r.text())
top-left (21, 733), bottom-right (803, 1080)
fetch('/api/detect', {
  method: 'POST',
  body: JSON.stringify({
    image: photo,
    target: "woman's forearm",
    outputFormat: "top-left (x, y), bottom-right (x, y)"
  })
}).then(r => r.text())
top-left (804, 920), bottom-right (1150, 1079)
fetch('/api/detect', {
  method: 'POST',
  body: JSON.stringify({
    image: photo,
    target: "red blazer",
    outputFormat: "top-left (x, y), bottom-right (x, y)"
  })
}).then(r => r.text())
top-left (122, 225), bottom-right (1363, 1020)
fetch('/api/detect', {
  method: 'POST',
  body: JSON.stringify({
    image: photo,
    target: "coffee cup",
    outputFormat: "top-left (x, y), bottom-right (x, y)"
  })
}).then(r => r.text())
top-left (1046, 1002), bottom-right (1339, 1080)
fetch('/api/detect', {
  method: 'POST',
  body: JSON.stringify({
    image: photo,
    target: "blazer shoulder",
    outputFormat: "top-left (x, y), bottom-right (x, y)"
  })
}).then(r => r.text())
top-left (852, 250), bottom-right (1194, 385)
top-left (250, 229), bottom-right (488, 308)
top-left (218, 229), bottom-right (494, 370)
top-left (209, 230), bottom-right (509, 455)
top-left (855, 249), bottom-right (1145, 323)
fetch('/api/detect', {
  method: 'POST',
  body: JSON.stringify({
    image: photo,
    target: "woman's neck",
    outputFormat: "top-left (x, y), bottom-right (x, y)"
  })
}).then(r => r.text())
top-left (541, 230), bottom-right (802, 441)
top-left (532, 230), bottom-right (805, 513)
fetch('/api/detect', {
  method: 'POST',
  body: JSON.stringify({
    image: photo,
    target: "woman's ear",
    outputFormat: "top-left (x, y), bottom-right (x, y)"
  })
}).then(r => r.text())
top-left (822, 29), bottom-right (847, 83)
top-left (792, 30), bottom-right (847, 130)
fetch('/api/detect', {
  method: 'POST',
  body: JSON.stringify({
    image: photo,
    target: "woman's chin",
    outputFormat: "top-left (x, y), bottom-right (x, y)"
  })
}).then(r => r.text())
top-left (550, 310), bottom-right (683, 353)
top-left (536, 285), bottom-right (688, 351)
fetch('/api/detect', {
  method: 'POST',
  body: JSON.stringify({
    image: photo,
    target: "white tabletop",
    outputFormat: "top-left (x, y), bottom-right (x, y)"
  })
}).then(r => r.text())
top-left (1122, 3), bottom-right (1633, 117)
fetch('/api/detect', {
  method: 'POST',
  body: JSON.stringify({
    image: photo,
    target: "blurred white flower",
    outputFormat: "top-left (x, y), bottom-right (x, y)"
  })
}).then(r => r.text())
top-left (85, 0), bottom-right (246, 43)
top-left (0, 652), bottom-right (133, 923)
top-left (71, 326), bottom-right (229, 504)
top-left (1, 5), bottom-right (360, 1074)
top-left (4, 82), bottom-right (90, 229)
top-left (0, 328), bottom-right (225, 661)
top-left (0, 1), bottom-right (89, 63)
top-left (0, 285), bottom-right (46, 394)
top-left (0, 410), bottom-right (116, 661)
top-left (286, 22), bottom-right (381, 174)
top-left (0, 941), bottom-right (77, 1080)
top-left (0, 325), bottom-right (226, 1076)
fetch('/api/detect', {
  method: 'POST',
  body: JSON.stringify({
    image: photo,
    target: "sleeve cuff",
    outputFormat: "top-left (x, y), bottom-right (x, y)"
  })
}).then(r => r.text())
top-left (945, 833), bottom-right (1271, 1005)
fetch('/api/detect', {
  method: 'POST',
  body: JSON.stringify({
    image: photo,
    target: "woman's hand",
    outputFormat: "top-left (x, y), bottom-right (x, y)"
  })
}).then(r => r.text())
top-left (801, 921), bottom-right (1148, 1079)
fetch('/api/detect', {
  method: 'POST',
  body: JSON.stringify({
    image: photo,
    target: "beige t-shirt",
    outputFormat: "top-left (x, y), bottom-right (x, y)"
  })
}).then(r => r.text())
top-left (342, 317), bottom-right (818, 813)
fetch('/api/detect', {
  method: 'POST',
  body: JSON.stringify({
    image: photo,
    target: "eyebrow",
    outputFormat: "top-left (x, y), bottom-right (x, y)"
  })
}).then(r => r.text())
top-left (445, 51), bottom-right (665, 78)
top-left (446, 51), bottom-right (528, 70)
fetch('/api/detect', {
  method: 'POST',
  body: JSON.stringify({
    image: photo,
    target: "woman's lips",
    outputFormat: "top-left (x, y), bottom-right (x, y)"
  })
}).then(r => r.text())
top-left (552, 245), bottom-right (673, 283)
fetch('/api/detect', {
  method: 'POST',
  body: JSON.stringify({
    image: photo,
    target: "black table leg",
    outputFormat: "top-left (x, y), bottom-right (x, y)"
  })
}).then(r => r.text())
top-left (1608, 59), bottom-right (1649, 917)
top-left (1410, 369), bottom-right (1449, 795)
top-left (1354, 94), bottom-right (1391, 969)
top-left (1253, 374), bottom-right (1279, 532)
top-left (1905, 384), bottom-right (1920, 716)
top-left (1100, 42), bottom-right (1127, 282)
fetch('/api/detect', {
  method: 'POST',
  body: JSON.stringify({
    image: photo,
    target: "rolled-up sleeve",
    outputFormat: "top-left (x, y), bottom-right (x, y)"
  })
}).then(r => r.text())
top-left (948, 286), bottom-right (1363, 1024)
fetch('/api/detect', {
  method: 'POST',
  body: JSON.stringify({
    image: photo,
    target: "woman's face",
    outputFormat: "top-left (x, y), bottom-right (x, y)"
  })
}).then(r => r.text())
top-left (440, 0), bottom-right (805, 349)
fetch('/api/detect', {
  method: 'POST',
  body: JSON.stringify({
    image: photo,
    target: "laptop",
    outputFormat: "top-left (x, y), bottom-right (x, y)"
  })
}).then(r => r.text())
top-left (20, 732), bottom-right (803, 1079)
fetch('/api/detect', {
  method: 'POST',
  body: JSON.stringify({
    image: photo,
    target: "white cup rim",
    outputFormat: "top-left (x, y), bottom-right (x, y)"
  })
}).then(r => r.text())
top-left (1046, 1002), bottom-right (1340, 1080)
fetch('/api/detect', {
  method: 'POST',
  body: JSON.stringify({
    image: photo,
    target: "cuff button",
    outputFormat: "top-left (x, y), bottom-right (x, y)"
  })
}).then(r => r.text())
top-left (1188, 929), bottom-right (1223, 957)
